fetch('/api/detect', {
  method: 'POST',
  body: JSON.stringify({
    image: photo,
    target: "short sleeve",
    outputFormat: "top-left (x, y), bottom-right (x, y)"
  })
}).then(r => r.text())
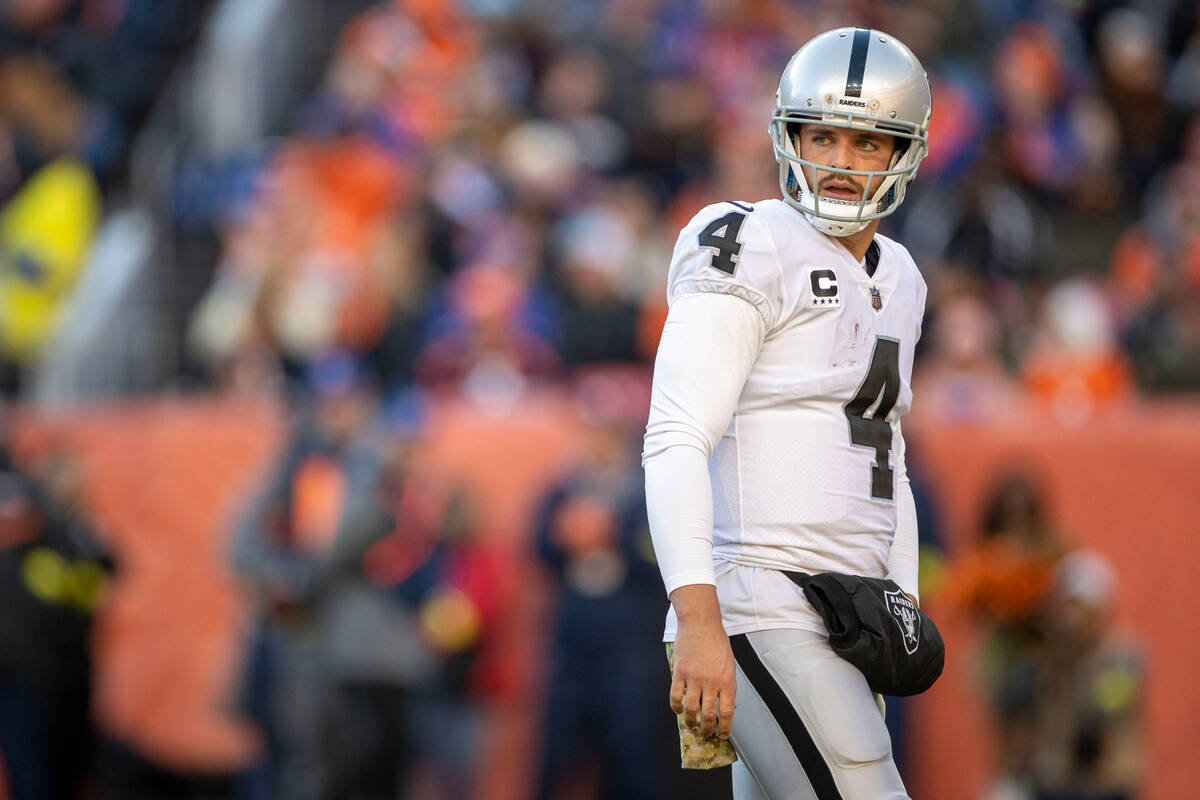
top-left (667, 202), bottom-right (783, 331)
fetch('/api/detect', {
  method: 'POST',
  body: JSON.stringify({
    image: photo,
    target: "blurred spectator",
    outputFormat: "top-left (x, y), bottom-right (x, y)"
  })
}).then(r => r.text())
top-left (992, 551), bottom-right (1145, 800)
top-left (309, 418), bottom-right (437, 800)
top-left (1166, 5), bottom-right (1200, 113)
top-left (549, 201), bottom-right (646, 366)
top-left (911, 284), bottom-right (1027, 426)
top-left (0, 158), bottom-right (99, 394)
top-left (1117, 117), bottom-right (1200, 391)
top-left (0, 438), bottom-right (113, 800)
top-left (414, 261), bottom-right (561, 400)
top-left (1023, 279), bottom-right (1133, 425)
top-left (1119, 277), bottom-right (1200, 392)
top-left (536, 46), bottom-right (626, 172)
top-left (991, 23), bottom-right (1087, 199)
top-left (1090, 8), bottom-right (1181, 199)
top-left (310, 399), bottom-right (512, 799)
top-left (355, 474), bottom-right (513, 799)
top-left (532, 386), bottom-right (674, 800)
top-left (0, 0), bottom-right (205, 187)
top-left (230, 351), bottom-right (383, 800)
top-left (921, 167), bottom-right (1048, 284)
top-left (360, 206), bottom-right (436, 393)
top-left (189, 136), bottom-right (414, 386)
top-left (946, 471), bottom-right (1067, 786)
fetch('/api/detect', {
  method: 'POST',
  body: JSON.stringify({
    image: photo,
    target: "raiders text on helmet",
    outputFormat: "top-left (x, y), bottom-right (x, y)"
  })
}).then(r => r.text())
top-left (770, 28), bottom-right (932, 236)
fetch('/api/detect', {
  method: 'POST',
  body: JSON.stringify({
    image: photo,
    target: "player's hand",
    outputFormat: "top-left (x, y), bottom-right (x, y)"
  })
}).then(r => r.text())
top-left (669, 584), bottom-right (737, 739)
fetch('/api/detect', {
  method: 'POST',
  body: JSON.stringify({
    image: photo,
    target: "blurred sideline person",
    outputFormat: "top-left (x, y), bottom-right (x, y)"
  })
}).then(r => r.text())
top-left (0, 433), bottom-right (112, 800)
top-left (946, 470), bottom-right (1067, 785)
top-left (644, 28), bottom-right (932, 799)
top-left (230, 352), bottom-right (382, 800)
top-left (991, 551), bottom-right (1144, 800)
top-left (310, 416), bottom-right (437, 800)
top-left (533, 395), bottom-right (674, 799)
top-left (1029, 551), bottom-right (1143, 800)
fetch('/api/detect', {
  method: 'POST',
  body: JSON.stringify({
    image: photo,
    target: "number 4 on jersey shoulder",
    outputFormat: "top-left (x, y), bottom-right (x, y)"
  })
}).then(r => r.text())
top-left (698, 207), bottom-right (750, 275)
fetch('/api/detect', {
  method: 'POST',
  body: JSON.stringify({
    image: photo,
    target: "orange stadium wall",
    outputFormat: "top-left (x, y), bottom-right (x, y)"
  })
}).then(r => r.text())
top-left (9, 398), bottom-right (284, 774)
top-left (9, 396), bottom-right (1200, 798)
top-left (906, 402), bottom-right (1200, 800)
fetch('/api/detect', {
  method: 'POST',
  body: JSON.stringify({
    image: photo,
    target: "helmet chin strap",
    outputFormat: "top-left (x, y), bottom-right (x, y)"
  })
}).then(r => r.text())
top-left (805, 211), bottom-right (870, 237)
top-left (785, 164), bottom-right (871, 237)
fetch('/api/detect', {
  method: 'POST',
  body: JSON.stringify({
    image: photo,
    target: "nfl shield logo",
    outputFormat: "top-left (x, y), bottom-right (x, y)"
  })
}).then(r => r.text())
top-left (869, 286), bottom-right (883, 311)
top-left (885, 589), bottom-right (921, 655)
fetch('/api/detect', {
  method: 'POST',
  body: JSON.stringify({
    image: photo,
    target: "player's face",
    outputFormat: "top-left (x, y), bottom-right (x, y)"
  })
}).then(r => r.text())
top-left (796, 124), bottom-right (897, 202)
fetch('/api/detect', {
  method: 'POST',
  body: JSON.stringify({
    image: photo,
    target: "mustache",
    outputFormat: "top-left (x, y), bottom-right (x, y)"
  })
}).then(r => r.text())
top-left (817, 176), bottom-right (864, 192)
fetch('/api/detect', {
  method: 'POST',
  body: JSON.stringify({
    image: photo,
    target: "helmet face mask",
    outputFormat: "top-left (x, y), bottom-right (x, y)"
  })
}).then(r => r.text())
top-left (770, 28), bottom-right (932, 237)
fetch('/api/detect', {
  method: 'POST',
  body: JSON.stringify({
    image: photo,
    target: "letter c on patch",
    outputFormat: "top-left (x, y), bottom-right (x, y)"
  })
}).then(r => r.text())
top-left (811, 269), bottom-right (838, 297)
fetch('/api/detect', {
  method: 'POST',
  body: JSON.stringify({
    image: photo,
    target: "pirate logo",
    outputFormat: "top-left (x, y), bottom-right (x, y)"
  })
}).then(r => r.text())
top-left (869, 285), bottom-right (883, 311)
top-left (885, 588), bottom-right (921, 655)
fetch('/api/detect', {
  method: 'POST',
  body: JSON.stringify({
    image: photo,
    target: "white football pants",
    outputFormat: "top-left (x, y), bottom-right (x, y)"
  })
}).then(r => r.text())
top-left (727, 628), bottom-right (909, 800)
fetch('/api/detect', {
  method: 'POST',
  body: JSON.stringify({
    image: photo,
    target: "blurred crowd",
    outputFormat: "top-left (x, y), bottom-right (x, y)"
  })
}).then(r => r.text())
top-left (1, 420), bottom-right (113, 799)
top-left (0, 3), bottom-right (1198, 403)
top-left (179, 0), bottom-right (1200, 418)
top-left (0, 0), bottom-right (1189, 797)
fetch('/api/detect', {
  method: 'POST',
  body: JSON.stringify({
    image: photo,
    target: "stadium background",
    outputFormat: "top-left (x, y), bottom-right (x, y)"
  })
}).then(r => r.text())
top-left (1, 0), bottom-right (1198, 798)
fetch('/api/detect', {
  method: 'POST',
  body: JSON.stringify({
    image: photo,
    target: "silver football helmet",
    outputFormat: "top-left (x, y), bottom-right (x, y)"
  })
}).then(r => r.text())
top-left (770, 28), bottom-right (932, 236)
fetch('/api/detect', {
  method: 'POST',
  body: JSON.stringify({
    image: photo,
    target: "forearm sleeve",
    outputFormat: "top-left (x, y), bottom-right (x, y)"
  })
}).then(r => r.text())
top-left (888, 428), bottom-right (920, 601)
top-left (643, 292), bottom-right (764, 595)
top-left (645, 445), bottom-right (716, 594)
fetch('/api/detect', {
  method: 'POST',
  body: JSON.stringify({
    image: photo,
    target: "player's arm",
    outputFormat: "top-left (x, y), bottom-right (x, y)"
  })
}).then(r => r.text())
top-left (891, 261), bottom-right (928, 607)
top-left (888, 424), bottom-right (920, 605)
top-left (644, 289), bottom-right (765, 738)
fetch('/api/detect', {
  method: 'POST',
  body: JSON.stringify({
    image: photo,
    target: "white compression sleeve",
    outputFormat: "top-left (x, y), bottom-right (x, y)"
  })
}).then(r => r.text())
top-left (644, 445), bottom-right (715, 594)
top-left (888, 428), bottom-right (920, 601)
top-left (643, 292), bottom-right (765, 596)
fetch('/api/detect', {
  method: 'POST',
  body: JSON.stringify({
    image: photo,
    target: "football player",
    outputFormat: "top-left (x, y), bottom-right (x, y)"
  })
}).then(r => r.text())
top-left (643, 27), bottom-right (932, 799)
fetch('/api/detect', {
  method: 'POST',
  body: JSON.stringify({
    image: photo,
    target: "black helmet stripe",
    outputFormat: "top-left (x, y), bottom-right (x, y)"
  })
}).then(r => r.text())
top-left (845, 28), bottom-right (871, 98)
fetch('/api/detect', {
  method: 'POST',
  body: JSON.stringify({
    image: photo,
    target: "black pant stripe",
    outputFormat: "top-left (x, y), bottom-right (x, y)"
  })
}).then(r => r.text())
top-left (729, 633), bottom-right (844, 800)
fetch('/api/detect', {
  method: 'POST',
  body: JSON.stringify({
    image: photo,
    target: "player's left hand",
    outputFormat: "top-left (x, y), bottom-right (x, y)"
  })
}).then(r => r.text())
top-left (669, 584), bottom-right (737, 739)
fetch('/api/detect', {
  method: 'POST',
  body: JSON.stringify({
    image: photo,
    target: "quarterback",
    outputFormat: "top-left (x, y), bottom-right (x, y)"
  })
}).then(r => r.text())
top-left (643, 28), bottom-right (931, 799)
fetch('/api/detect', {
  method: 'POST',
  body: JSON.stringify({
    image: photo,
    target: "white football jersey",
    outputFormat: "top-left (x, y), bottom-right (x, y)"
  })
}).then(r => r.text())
top-left (650, 199), bottom-right (926, 635)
